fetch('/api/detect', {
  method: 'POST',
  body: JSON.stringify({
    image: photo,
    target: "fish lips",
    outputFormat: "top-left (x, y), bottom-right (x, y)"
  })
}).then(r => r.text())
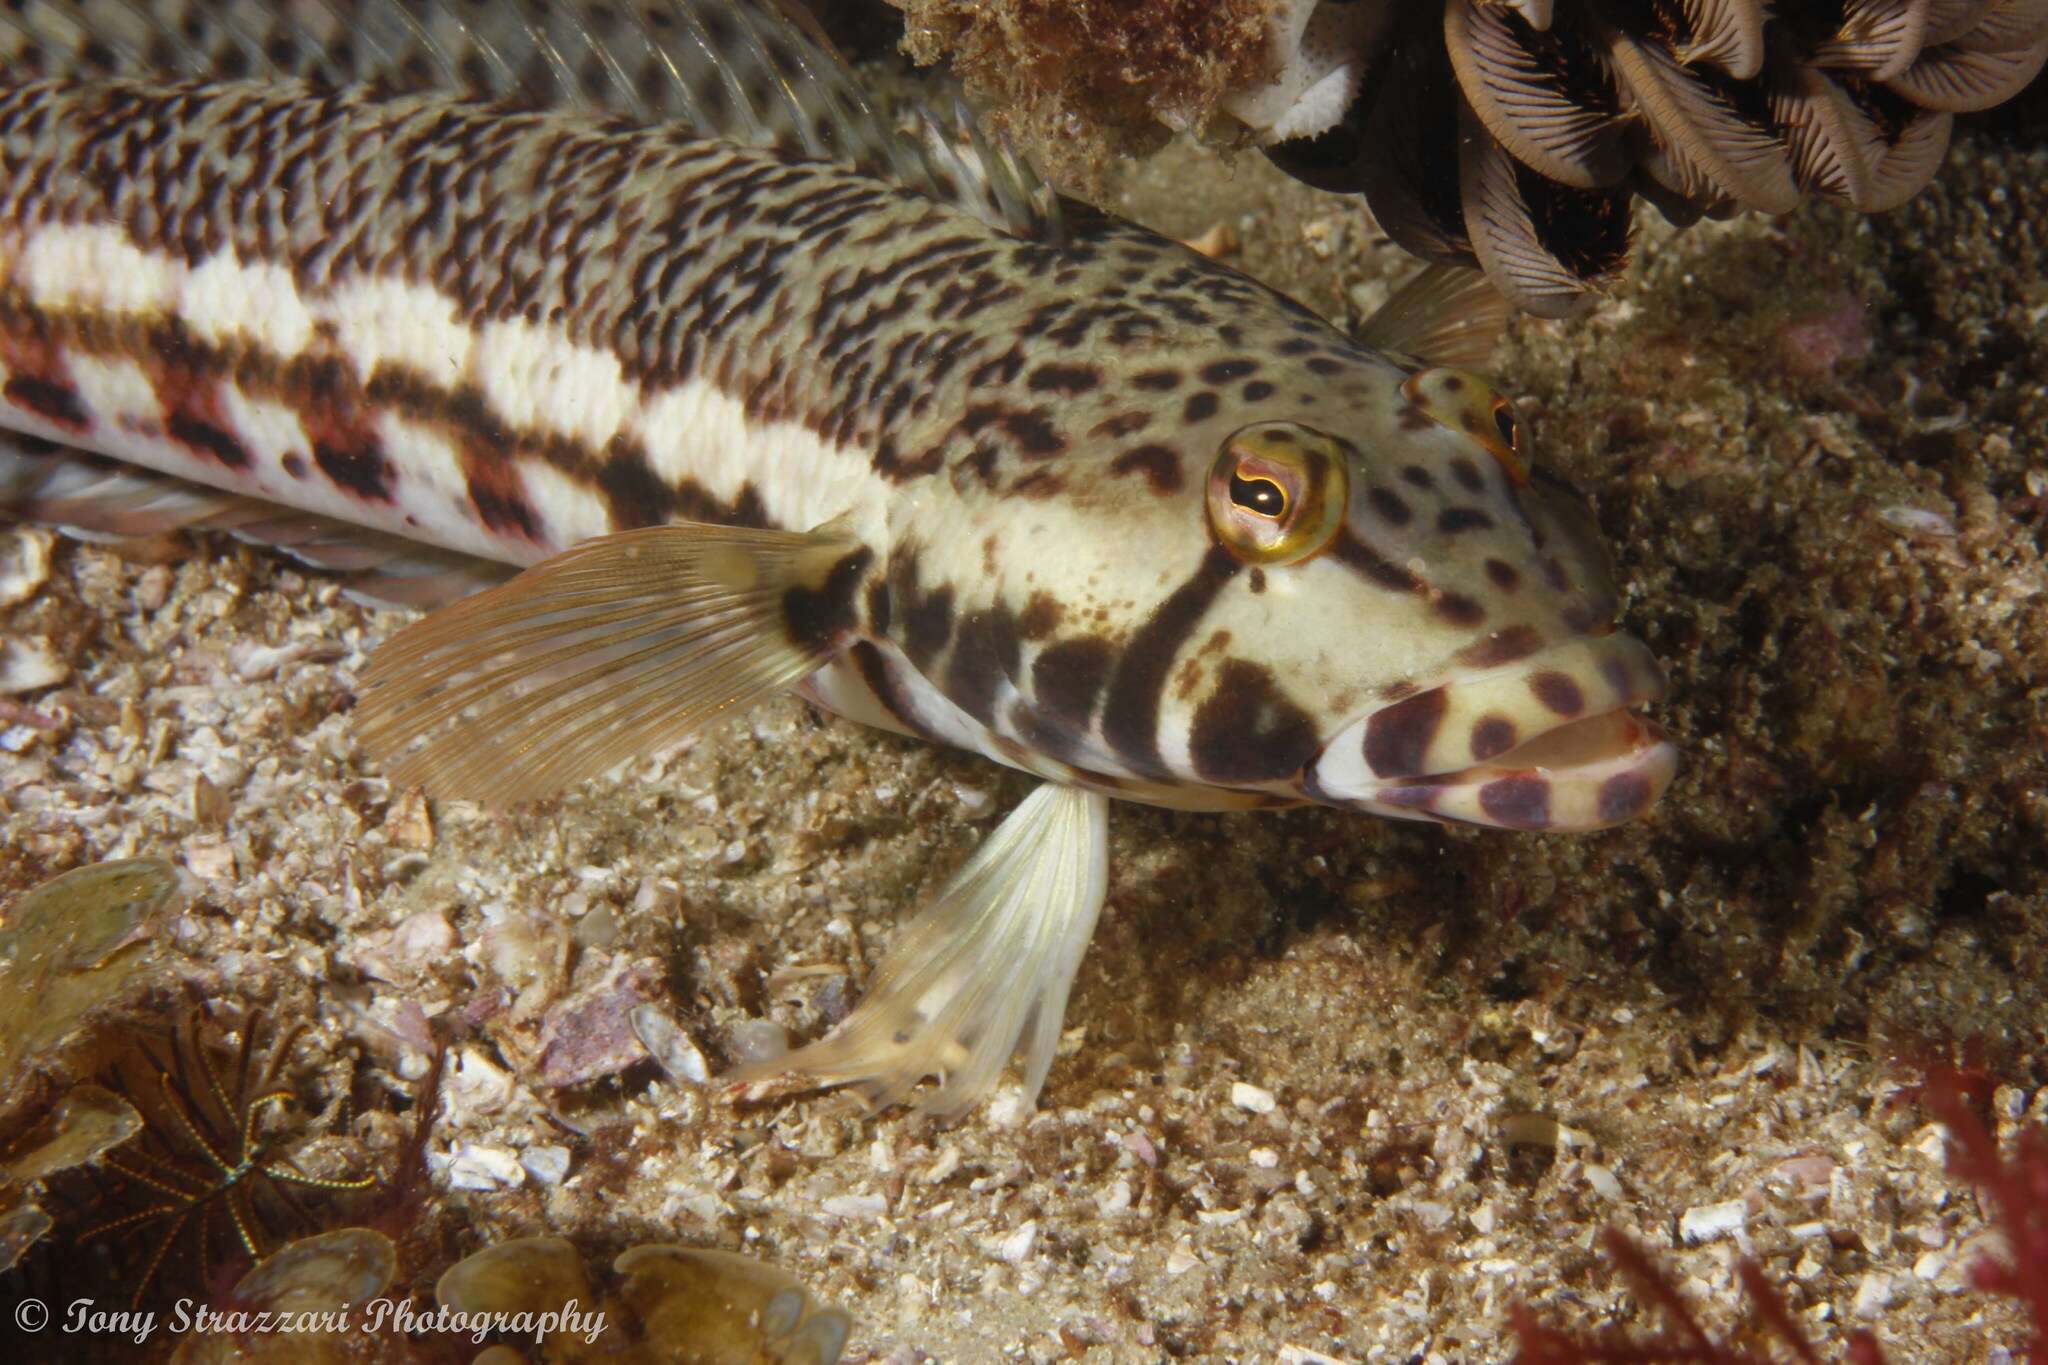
top-left (1302, 633), bottom-right (1678, 832)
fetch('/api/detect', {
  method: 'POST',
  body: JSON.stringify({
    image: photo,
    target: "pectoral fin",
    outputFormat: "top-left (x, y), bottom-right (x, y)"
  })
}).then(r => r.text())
top-left (739, 783), bottom-right (1110, 1118)
top-left (355, 522), bottom-right (871, 805)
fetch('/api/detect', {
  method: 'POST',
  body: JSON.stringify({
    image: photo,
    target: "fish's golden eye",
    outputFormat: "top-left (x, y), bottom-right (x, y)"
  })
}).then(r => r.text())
top-left (1401, 368), bottom-right (1533, 486)
top-left (1229, 473), bottom-right (1288, 518)
top-left (1493, 401), bottom-right (1518, 451)
top-left (1206, 422), bottom-right (1348, 566)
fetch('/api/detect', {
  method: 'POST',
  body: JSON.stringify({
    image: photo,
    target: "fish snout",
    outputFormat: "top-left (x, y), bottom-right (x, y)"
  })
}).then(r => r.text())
top-left (1303, 634), bottom-right (1678, 831)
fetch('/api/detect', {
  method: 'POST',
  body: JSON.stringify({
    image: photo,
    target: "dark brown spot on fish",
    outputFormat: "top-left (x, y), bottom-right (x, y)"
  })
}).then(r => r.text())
top-left (1471, 716), bottom-right (1518, 762)
top-left (1028, 362), bottom-right (1101, 396)
top-left (902, 585), bottom-right (955, 671)
top-left (311, 435), bottom-right (394, 503)
top-left (1364, 687), bottom-right (1447, 778)
top-left (1562, 602), bottom-right (1605, 634)
top-left (1033, 635), bottom-right (1113, 729)
top-left (1441, 375), bottom-right (1464, 391)
top-left (1091, 411), bottom-right (1151, 439)
top-left (1382, 679), bottom-right (1419, 701)
top-left (1544, 556), bottom-right (1572, 592)
top-left (1484, 558), bottom-right (1521, 591)
top-left (783, 547), bottom-right (874, 653)
top-left (1368, 486), bottom-right (1412, 526)
top-left (281, 453), bottom-right (308, 480)
top-left (1376, 786), bottom-right (1441, 812)
top-left (1531, 671), bottom-right (1585, 717)
top-left (1189, 660), bottom-right (1319, 783)
top-left (1018, 592), bottom-right (1062, 640)
top-left (864, 579), bottom-right (892, 634)
top-left (947, 606), bottom-right (1022, 725)
top-left (1132, 369), bottom-right (1182, 392)
top-left (1331, 531), bottom-right (1423, 594)
top-left (3, 375), bottom-right (86, 430)
top-left (1459, 625), bottom-right (1543, 668)
top-left (1010, 469), bottom-right (1064, 499)
top-left (1183, 391), bottom-right (1219, 424)
top-left (1451, 458), bottom-right (1485, 492)
top-left (1597, 771), bottom-right (1653, 824)
top-left (1601, 654), bottom-right (1637, 701)
top-left (1248, 567), bottom-right (1266, 594)
top-left (1004, 409), bottom-right (1066, 459)
top-left (1111, 444), bottom-right (1183, 495)
top-left (1439, 507), bottom-right (1494, 533)
top-left (1201, 359), bottom-right (1257, 385)
top-left (1435, 591), bottom-right (1485, 626)
top-left (1401, 465), bottom-right (1435, 490)
top-left (1479, 774), bottom-right (1551, 829)
top-left (166, 413), bottom-right (252, 470)
top-left (1243, 381), bottom-right (1274, 402)
top-left (1398, 406), bottom-right (1434, 432)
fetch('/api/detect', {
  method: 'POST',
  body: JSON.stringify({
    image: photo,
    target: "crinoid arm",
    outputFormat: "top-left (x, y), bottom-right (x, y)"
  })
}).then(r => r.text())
top-left (739, 783), bottom-right (1111, 1119)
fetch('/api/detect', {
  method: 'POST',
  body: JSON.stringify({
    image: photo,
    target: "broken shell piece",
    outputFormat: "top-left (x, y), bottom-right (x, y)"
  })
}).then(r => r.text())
top-left (0, 637), bottom-right (65, 695)
top-left (0, 858), bottom-right (182, 1094)
top-left (437, 1236), bottom-right (596, 1358)
top-left (173, 1228), bottom-right (399, 1365)
top-left (631, 1003), bottom-right (712, 1086)
top-left (0, 1083), bottom-right (142, 1273)
top-left (0, 526), bottom-right (51, 608)
top-left (0, 1083), bottom-right (142, 1183)
top-left (537, 959), bottom-right (664, 1088)
top-left (614, 1245), bottom-right (852, 1365)
top-left (0, 1192), bottom-right (52, 1274)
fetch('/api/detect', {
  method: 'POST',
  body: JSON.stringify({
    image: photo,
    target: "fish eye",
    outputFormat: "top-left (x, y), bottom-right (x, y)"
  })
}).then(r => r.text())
top-left (1229, 472), bottom-right (1288, 518)
top-left (1207, 423), bottom-right (1348, 565)
top-left (1402, 368), bottom-right (1533, 486)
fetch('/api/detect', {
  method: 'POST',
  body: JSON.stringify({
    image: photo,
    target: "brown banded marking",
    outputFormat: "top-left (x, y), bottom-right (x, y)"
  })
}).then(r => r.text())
top-left (781, 544), bottom-right (875, 654)
top-left (1186, 659), bottom-right (1319, 784)
top-left (1363, 686), bottom-right (1449, 779)
top-left (1099, 546), bottom-right (1242, 780)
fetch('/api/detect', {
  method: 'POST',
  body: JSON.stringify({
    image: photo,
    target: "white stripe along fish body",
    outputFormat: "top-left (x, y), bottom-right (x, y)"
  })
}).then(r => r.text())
top-left (0, 0), bottom-right (1677, 1116)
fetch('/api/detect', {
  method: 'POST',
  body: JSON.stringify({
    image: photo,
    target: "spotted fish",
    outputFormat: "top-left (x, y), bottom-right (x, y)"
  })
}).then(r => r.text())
top-left (0, 0), bottom-right (1677, 1116)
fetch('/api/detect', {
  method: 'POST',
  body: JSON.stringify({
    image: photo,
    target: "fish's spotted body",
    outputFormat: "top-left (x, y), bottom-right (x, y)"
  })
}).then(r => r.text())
top-left (0, 0), bottom-right (1676, 1116)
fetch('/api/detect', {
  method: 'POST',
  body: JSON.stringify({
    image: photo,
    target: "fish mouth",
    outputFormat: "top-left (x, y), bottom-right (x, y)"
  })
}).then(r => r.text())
top-left (1305, 635), bottom-right (1678, 831)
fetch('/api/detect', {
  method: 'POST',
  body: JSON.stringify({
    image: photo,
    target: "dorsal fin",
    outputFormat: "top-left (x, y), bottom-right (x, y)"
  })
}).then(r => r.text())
top-left (0, 0), bottom-right (1063, 240)
top-left (1355, 263), bottom-right (1511, 370)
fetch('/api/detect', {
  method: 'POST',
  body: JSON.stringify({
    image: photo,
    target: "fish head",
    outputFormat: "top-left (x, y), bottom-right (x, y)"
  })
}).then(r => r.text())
top-left (918, 350), bottom-right (1676, 832)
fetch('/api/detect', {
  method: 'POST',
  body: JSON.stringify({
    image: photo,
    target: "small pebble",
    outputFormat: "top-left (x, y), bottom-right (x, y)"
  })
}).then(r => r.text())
top-left (1231, 1081), bottom-right (1276, 1114)
top-left (631, 1004), bottom-right (712, 1085)
top-left (1679, 1200), bottom-right (1747, 1244)
top-left (520, 1145), bottom-right (572, 1187)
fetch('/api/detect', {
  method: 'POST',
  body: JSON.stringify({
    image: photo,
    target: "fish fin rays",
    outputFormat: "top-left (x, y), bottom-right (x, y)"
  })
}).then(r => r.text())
top-left (0, 0), bottom-right (1063, 240)
top-left (1356, 262), bottom-right (1512, 370)
top-left (355, 521), bottom-right (869, 805)
top-left (0, 440), bottom-right (512, 609)
top-left (738, 783), bottom-right (1110, 1119)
